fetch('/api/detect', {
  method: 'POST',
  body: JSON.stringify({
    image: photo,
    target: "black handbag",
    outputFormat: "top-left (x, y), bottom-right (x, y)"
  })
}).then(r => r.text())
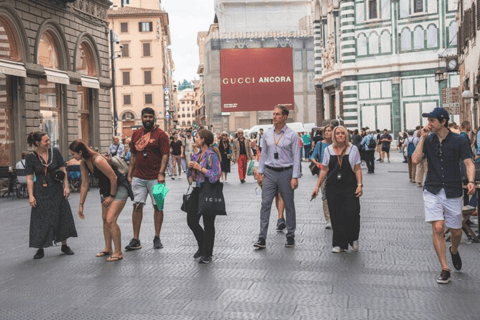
top-left (198, 180), bottom-right (226, 216)
top-left (181, 185), bottom-right (192, 213)
top-left (309, 142), bottom-right (322, 176)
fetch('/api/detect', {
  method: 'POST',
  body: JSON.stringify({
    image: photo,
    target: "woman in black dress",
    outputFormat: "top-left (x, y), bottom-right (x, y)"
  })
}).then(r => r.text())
top-left (312, 126), bottom-right (363, 253)
top-left (26, 132), bottom-right (77, 259)
top-left (218, 131), bottom-right (231, 183)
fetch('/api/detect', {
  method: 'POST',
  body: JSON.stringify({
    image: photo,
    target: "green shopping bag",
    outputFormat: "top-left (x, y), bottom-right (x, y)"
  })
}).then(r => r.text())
top-left (247, 160), bottom-right (257, 176)
top-left (152, 183), bottom-right (169, 210)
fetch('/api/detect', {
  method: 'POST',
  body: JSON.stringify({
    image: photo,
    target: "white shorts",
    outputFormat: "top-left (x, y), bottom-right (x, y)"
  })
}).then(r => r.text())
top-left (423, 189), bottom-right (462, 229)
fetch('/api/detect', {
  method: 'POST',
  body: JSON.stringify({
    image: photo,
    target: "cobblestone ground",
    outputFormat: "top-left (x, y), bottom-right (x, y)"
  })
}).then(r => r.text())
top-left (1, 152), bottom-right (480, 320)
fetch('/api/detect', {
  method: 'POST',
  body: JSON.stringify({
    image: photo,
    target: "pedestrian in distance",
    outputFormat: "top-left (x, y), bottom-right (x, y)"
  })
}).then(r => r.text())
top-left (183, 129), bottom-right (197, 165)
top-left (170, 133), bottom-right (183, 180)
top-left (232, 128), bottom-right (252, 183)
top-left (257, 128), bottom-right (265, 154)
top-left (403, 130), bottom-right (418, 183)
top-left (312, 126), bottom-right (363, 253)
top-left (70, 140), bottom-right (133, 262)
top-left (218, 131), bottom-right (231, 183)
top-left (302, 131), bottom-right (312, 161)
top-left (255, 105), bottom-right (301, 249)
top-left (25, 131), bottom-right (77, 259)
top-left (310, 124), bottom-right (334, 229)
top-left (186, 129), bottom-right (222, 264)
top-left (379, 129), bottom-right (392, 163)
top-left (125, 107), bottom-right (170, 251)
top-left (412, 107), bottom-right (475, 284)
top-left (375, 129), bottom-right (382, 162)
top-left (109, 136), bottom-right (125, 158)
top-left (360, 130), bottom-right (376, 174)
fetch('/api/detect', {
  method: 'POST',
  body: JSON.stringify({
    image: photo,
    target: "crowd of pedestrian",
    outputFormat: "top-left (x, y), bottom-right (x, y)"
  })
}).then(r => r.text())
top-left (21, 105), bottom-right (480, 284)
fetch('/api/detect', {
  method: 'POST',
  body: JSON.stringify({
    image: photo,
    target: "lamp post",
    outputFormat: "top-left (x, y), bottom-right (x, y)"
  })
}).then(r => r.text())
top-left (110, 29), bottom-right (122, 136)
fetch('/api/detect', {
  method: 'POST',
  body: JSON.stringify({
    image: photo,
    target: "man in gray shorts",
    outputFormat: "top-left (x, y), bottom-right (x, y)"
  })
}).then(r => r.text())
top-left (126, 108), bottom-right (170, 250)
top-left (412, 107), bottom-right (475, 284)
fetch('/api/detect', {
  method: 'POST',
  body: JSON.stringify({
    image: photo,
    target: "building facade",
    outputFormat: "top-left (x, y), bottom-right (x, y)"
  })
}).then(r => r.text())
top-left (313, 0), bottom-right (459, 136)
top-left (199, 0), bottom-right (315, 134)
top-left (108, 1), bottom-right (175, 136)
top-left (0, 0), bottom-right (112, 167)
top-left (177, 89), bottom-right (195, 128)
top-left (457, 0), bottom-right (480, 129)
top-left (195, 31), bottom-right (207, 128)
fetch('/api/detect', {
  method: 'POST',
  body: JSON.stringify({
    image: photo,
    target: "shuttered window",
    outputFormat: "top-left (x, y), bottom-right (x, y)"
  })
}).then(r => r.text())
top-left (477, 0), bottom-right (480, 29)
top-left (122, 71), bottom-right (130, 85)
top-left (465, 9), bottom-right (471, 42)
top-left (414, 0), bottom-right (423, 13)
top-left (120, 23), bottom-right (128, 33)
top-left (143, 43), bottom-right (151, 57)
top-left (144, 70), bottom-right (151, 85)
top-left (472, 4), bottom-right (476, 39)
top-left (369, 0), bottom-right (377, 19)
top-left (145, 94), bottom-right (153, 104)
top-left (123, 94), bottom-right (131, 105)
top-left (121, 44), bottom-right (129, 57)
top-left (138, 22), bottom-right (153, 32)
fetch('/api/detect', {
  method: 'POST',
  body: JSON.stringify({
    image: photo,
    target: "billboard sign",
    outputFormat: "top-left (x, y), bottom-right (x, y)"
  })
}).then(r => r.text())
top-left (220, 48), bottom-right (294, 112)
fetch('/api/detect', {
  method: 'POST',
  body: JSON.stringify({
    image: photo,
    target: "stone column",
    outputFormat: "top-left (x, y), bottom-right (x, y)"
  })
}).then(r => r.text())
top-left (391, 77), bottom-right (402, 137)
top-left (313, 19), bottom-right (325, 123)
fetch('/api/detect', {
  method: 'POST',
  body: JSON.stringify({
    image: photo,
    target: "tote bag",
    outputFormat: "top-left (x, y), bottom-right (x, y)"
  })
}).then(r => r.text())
top-left (198, 180), bottom-right (227, 216)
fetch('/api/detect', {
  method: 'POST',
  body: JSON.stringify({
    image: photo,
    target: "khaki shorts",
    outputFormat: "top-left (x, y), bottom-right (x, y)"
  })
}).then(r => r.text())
top-left (132, 177), bottom-right (158, 207)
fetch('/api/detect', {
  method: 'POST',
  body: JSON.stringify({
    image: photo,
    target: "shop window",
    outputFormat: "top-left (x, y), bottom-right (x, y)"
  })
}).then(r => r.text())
top-left (0, 17), bottom-right (22, 61)
top-left (145, 94), bottom-right (152, 104)
top-left (139, 22), bottom-right (153, 32)
top-left (144, 70), bottom-right (151, 85)
top-left (38, 31), bottom-right (60, 69)
top-left (123, 94), bottom-right (131, 105)
top-left (76, 42), bottom-right (97, 77)
top-left (143, 43), bottom-right (151, 57)
top-left (121, 23), bottom-right (128, 33)
top-left (123, 71), bottom-right (130, 85)
top-left (121, 44), bottom-right (129, 58)
top-left (0, 74), bottom-right (13, 166)
top-left (39, 79), bottom-right (61, 148)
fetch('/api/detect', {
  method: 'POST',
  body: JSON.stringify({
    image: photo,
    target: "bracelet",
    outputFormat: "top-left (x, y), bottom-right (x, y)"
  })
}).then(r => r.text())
top-left (358, 184), bottom-right (363, 187)
top-left (110, 194), bottom-right (116, 198)
top-left (469, 181), bottom-right (475, 184)
top-left (159, 171), bottom-right (166, 175)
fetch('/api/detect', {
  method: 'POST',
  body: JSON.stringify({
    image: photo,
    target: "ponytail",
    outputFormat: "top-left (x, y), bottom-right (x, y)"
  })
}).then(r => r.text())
top-left (211, 146), bottom-right (222, 162)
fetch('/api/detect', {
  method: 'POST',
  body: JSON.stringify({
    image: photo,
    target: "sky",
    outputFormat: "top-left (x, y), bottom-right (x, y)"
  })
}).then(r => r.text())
top-left (163, 0), bottom-right (215, 85)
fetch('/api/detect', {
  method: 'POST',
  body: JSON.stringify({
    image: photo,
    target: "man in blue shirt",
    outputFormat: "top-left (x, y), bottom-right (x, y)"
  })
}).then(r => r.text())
top-left (360, 130), bottom-right (376, 174)
top-left (412, 107), bottom-right (475, 284)
top-left (256, 105), bottom-right (301, 248)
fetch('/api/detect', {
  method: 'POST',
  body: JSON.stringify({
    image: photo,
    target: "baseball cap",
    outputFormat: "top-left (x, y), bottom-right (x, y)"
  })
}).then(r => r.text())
top-left (422, 107), bottom-right (449, 121)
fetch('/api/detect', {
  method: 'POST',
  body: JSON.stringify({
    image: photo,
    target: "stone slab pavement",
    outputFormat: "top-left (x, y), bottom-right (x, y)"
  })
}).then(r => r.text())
top-left (1, 151), bottom-right (480, 320)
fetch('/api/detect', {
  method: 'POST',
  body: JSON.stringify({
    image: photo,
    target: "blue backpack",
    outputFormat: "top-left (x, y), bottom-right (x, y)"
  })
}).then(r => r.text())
top-left (407, 138), bottom-right (415, 157)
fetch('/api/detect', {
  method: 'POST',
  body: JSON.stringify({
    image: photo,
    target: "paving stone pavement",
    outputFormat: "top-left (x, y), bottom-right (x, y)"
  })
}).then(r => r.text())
top-left (1, 152), bottom-right (480, 320)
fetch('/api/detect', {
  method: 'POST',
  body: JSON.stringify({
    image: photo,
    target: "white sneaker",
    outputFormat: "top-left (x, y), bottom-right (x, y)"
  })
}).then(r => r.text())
top-left (332, 246), bottom-right (345, 253)
top-left (352, 240), bottom-right (359, 251)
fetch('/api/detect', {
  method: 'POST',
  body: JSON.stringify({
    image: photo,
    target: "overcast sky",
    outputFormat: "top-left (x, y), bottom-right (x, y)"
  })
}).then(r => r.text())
top-left (163, 0), bottom-right (215, 85)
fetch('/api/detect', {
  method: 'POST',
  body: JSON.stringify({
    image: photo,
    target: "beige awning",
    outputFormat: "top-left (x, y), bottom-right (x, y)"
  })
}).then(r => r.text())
top-left (0, 59), bottom-right (26, 78)
top-left (81, 76), bottom-right (100, 89)
top-left (45, 68), bottom-right (70, 85)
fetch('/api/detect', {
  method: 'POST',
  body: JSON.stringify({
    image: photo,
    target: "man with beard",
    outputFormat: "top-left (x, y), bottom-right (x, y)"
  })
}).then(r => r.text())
top-left (126, 108), bottom-right (170, 250)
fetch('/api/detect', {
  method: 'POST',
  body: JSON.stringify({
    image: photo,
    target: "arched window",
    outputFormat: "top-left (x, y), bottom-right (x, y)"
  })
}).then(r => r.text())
top-left (413, 26), bottom-right (424, 50)
top-left (357, 33), bottom-right (367, 56)
top-left (448, 21), bottom-right (458, 47)
top-left (187, 113), bottom-right (191, 118)
top-left (76, 42), bottom-right (97, 77)
top-left (37, 31), bottom-right (60, 69)
top-left (0, 16), bottom-right (22, 61)
top-left (181, 121), bottom-right (186, 126)
top-left (369, 31), bottom-right (379, 55)
top-left (122, 112), bottom-right (135, 120)
top-left (400, 28), bottom-right (411, 52)
top-left (426, 25), bottom-right (438, 48)
top-left (380, 30), bottom-right (391, 53)
top-left (187, 121), bottom-right (191, 126)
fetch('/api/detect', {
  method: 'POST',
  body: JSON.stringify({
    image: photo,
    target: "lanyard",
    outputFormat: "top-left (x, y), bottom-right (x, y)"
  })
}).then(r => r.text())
top-left (36, 149), bottom-right (52, 178)
top-left (273, 130), bottom-right (284, 147)
top-left (336, 147), bottom-right (347, 170)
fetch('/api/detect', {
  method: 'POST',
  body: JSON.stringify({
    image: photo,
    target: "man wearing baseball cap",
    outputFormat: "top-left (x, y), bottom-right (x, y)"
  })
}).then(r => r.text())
top-left (412, 107), bottom-right (475, 284)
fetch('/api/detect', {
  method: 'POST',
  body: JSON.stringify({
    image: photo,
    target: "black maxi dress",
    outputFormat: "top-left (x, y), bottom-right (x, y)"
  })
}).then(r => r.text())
top-left (25, 148), bottom-right (77, 248)
top-left (218, 141), bottom-right (231, 173)
top-left (325, 148), bottom-right (360, 250)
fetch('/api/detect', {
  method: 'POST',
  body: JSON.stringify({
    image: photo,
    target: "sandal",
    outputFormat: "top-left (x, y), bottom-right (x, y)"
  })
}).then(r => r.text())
top-left (95, 251), bottom-right (112, 257)
top-left (106, 255), bottom-right (123, 262)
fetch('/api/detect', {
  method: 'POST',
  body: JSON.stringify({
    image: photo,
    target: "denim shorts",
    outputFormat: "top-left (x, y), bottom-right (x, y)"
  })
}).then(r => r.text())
top-left (101, 185), bottom-right (129, 203)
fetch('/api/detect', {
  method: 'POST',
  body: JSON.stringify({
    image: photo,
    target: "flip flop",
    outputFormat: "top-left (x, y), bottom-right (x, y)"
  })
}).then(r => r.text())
top-left (106, 255), bottom-right (124, 262)
top-left (95, 251), bottom-right (112, 257)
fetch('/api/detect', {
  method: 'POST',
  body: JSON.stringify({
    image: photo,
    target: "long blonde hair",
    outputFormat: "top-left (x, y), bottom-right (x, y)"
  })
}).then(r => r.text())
top-left (331, 126), bottom-right (350, 148)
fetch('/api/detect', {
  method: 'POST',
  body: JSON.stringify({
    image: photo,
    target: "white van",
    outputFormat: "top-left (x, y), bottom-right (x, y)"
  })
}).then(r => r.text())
top-left (246, 124), bottom-right (273, 140)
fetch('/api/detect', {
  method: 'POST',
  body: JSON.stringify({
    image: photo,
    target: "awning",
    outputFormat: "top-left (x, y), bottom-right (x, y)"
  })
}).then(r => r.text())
top-left (0, 59), bottom-right (26, 78)
top-left (45, 68), bottom-right (70, 85)
top-left (81, 76), bottom-right (100, 89)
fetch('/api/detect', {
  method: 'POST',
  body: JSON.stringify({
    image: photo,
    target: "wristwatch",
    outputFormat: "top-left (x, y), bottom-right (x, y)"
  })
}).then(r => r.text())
top-left (159, 171), bottom-right (166, 175)
top-left (110, 194), bottom-right (116, 198)
top-left (469, 181), bottom-right (475, 184)
top-left (357, 184), bottom-right (363, 187)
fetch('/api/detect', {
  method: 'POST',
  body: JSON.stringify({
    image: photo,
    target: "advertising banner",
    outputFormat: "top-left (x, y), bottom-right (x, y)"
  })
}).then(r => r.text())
top-left (220, 48), bottom-right (294, 112)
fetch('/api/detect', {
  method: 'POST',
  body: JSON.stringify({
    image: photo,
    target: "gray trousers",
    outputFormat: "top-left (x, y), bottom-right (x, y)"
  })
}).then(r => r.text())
top-left (259, 167), bottom-right (296, 239)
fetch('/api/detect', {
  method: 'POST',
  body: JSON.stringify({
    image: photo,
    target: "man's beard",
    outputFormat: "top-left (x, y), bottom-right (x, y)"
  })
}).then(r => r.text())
top-left (143, 120), bottom-right (154, 130)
